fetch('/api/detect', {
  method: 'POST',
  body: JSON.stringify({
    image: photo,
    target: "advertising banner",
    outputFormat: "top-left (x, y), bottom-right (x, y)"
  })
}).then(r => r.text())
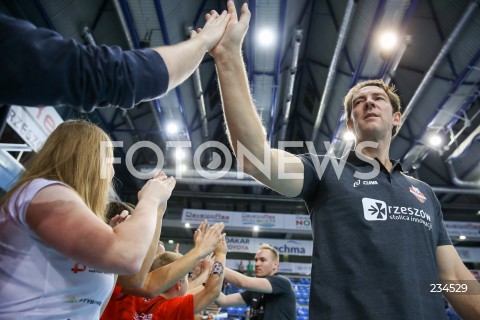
top-left (7, 105), bottom-right (63, 151)
top-left (226, 236), bottom-right (312, 257)
top-left (182, 208), bottom-right (311, 231)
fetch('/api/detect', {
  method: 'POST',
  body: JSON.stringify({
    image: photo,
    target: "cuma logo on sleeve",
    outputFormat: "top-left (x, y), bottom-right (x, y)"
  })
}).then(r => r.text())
top-left (362, 198), bottom-right (387, 220)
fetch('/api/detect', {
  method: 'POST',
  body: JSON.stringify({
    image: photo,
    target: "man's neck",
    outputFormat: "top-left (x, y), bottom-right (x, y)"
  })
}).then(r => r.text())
top-left (257, 272), bottom-right (276, 278)
top-left (356, 139), bottom-right (392, 171)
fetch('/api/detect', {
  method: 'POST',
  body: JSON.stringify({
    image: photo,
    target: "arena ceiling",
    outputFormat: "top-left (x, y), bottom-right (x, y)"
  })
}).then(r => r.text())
top-left (1, 0), bottom-right (480, 246)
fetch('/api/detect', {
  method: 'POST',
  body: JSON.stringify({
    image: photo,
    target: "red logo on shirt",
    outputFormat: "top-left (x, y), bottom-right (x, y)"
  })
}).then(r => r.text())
top-left (409, 186), bottom-right (426, 203)
top-left (71, 263), bottom-right (87, 273)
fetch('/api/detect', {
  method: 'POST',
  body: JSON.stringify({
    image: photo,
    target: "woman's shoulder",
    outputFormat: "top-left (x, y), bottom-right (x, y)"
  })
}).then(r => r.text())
top-left (22, 178), bottom-right (71, 196)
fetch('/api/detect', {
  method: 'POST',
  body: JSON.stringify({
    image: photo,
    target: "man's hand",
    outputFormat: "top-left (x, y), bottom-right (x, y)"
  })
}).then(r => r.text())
top-left (194, 222), bottom-right (225, 258)
top-left (193, 220), bottom-right (208, 245)
top-left (194, 9), bottom-right (230, 52)
top-left (109, 210), bottom-right (130, 227)
top-left (137, 171), bottom-right (176, 207)
top-left (214, 238), bottom-right (227, 257)
top-left (203, 253), bottom-right (215, 271)
top-left (209, 0), bottom-right (251, 59)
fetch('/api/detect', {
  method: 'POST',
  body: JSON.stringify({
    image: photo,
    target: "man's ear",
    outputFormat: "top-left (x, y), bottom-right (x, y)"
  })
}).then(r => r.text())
top-left (392, 112), bottom-right (401, 126)
top-left (273, 260), bottom-right (279, 270)
top-left (346, 117), bottom-right (354, 133)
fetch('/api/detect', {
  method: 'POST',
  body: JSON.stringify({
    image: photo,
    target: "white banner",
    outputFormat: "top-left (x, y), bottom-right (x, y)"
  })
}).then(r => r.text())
top-left (226, 236), bottom-right (312, 257)
top-left (182, 208), bottom-right (311, 231)
top-left (7, 105), bottom-right (63, 151)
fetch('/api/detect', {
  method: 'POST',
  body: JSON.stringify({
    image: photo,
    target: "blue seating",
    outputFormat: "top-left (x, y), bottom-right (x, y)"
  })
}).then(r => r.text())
top-left (297, 306), bottom-right (309, 317)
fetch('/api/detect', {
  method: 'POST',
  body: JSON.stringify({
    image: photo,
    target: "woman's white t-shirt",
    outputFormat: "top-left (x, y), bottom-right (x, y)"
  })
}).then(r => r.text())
top-left (0, 179), bottom-right (114, 319)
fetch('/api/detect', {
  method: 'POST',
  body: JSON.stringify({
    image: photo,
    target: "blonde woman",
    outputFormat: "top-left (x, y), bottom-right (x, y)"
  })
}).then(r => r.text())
top-left (0, 120), bottom-right (175, 319)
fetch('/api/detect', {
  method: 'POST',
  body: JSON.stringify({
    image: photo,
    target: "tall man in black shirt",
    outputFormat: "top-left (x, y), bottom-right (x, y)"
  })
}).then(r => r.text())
top-left (210, 1), bottom-right (480, 319)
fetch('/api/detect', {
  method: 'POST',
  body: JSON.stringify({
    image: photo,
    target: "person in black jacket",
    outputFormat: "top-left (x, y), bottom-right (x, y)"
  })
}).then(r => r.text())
top-left (0, 9), bottom-right (229, 112)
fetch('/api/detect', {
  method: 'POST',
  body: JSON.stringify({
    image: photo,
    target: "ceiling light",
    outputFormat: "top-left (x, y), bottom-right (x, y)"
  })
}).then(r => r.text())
top-left (344, 131), bottom-right (355, 141)
top-left (253, 225), bottom-right (259, 232)
top-left (166, 122), bottom-right (178, 134)
top-left (185, 223), bottom-right (191, 228)
top-left (459, 235), bottom-right (466, 240)
top-left (257, 28), bottom-right (275, 47)
top-left (429, 135), bottom-right (442, 147)
top-left (378, 31), bottom-right (398, 52)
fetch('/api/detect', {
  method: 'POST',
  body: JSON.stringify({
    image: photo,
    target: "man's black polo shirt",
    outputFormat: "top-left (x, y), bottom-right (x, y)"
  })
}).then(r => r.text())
top-left (298, 151), bottom-right (451, 320)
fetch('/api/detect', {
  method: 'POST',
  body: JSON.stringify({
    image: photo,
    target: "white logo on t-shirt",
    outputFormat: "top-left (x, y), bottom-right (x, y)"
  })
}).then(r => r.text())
top-left (361, 197), bottom-right (433, 229)
top-left (362, 198), bottom-right (387, 221)
top-left (353, 179), bottom-right (378, 187)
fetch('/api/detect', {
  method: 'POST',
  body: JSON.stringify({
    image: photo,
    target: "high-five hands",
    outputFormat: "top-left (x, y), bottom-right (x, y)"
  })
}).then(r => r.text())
top-left (193, 220), bottom-right (226, 259)
top-left (190, 8), bottom-right (230, 52)
top-left (208, 0), bottom-right (251, 58)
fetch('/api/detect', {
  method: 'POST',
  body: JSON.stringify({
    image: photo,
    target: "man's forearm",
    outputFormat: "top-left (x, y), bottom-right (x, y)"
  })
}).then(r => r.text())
top-left (214, 292), bottom-right (228, 307)
top-left (203, 254), bottom-right (227, 298)
top-left (189, 268), bottom-right (210, 289)
top-left (117, 212), bottom-right (163, 289)
top-left (445, 281), bottom-right (480, 320)
top-left (215, 53), bottom-right (268, 171)
top-left (154, 36), bottom-right (207, 92)
top-left (193, 253), bottom-right (227, 314)
top-left (143, 246), bottom-right (204, 296)
top-left (224, 267), bottom-right (248, 288)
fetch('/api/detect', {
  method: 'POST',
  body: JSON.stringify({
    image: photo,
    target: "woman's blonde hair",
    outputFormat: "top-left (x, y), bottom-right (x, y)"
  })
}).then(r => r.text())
top-left (2, 120), bottom-right (113, 221)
